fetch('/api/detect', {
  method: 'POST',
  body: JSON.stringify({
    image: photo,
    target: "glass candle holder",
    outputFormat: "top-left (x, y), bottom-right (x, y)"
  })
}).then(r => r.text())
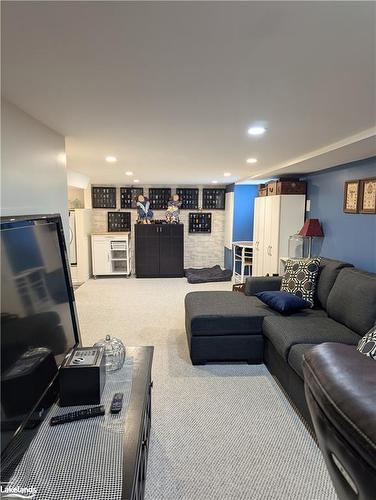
top-left (93, 335), bottom-right (125, 372)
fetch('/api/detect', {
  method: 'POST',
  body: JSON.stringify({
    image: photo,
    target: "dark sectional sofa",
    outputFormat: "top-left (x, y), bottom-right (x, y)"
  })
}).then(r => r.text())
top-left (185, 258), bottom-right (376, 424)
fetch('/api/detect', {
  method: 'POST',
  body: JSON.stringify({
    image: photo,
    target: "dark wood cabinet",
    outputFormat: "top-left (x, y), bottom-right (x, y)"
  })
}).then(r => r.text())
top-left (135, 224), bottom-right (184, 278)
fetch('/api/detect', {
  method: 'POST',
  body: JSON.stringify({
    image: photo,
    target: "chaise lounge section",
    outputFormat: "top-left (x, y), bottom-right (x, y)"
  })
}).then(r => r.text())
top-left (185, 258), bottom-right (376, 424)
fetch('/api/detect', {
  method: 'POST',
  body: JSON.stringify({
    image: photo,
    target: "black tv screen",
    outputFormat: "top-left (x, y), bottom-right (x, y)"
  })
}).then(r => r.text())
top-left (1, 215), bottom-right (79, 462)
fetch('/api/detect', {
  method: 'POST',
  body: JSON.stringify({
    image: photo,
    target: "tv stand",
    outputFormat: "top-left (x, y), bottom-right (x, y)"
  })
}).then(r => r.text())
top-left (5, 347), bottom-right (153, 500)
top-left (122, 347), bottom-right (154, 500)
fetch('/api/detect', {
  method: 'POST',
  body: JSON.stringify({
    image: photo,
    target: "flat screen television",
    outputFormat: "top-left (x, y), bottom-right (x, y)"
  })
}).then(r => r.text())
top-left (1, 214), bottom-right (80, 478)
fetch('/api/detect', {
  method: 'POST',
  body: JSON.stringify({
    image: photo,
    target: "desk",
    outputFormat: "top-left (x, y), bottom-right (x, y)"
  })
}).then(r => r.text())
top-left (232, 241), bottom-right (253, 283)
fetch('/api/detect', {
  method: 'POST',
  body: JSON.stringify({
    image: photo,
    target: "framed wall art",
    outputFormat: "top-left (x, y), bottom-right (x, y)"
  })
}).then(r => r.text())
top-left (189, 212), bottom-right (212, 233)
top-left (176, 188), bottom-right (199, 209)
top-left (107, 211), bottom-right (131, 232)
top-left (120, 187), bottom-right (144, 209)
top-left (202, 188), bottom-right (226, 210)
top-left (359, 177), bottom-right (376, 214)
top-left (92, 186), bottom-right (117, 209)
top-left (149, 188), bottom-right (171, 210)
top-left (343, 180), bottom-right (360, 214)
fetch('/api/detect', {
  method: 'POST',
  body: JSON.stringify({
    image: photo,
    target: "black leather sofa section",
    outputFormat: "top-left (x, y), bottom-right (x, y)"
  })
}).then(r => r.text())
top-left (303, 343), bottom-right (376, 500)
top-left (185, 258), bottom-right (376, 426)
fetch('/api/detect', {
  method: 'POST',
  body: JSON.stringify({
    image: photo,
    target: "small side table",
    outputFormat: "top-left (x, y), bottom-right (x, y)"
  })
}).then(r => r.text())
top-left (232, 241), bottom-right (253, 283)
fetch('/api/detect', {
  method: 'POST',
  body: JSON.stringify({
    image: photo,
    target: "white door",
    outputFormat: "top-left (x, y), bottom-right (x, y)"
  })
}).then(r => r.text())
top-left (252, 197), bottom-right (266, 276)
top-left (92, 239), bottom-right (111, 275)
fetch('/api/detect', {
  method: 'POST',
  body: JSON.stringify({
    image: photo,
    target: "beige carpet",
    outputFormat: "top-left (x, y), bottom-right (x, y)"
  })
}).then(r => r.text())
top-left (75, 277), bottom-right (337, 500)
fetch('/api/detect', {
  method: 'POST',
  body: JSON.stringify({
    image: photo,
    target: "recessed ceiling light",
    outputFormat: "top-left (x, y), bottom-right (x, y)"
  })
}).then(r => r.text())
top-left (212, 180), bottom-right (218, 184)
top-left (247, 126), bottom-right (266, 136)
top-left (125, 171), bottom-right (133, 176)
top-left (133, 179), bottom-right (140, 183)
top-left (224, 172), bottom-right (231, 177)
top-left (246, 158), bottom-right (258, 164)
top-left (105, 156), bottom-right (117, 163)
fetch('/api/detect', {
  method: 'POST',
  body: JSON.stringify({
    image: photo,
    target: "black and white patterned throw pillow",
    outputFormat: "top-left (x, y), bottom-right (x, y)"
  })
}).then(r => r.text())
top-left (281, 257), bottom-right (321, 307)
top-left (357, 325), bottom-right (376, 360)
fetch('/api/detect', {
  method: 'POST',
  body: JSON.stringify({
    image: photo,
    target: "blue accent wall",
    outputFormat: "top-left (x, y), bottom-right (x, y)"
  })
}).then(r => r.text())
top-left (305, 157), bottom-right (376, 272)
top-left (232, 185), bottom-right (258, 241)
top-left (224, 184), bottom-right (258, 270)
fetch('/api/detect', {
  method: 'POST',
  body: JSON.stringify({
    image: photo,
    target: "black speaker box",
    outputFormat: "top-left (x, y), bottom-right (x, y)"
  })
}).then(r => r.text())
top-left (59, 347), bottom-right (106, 407)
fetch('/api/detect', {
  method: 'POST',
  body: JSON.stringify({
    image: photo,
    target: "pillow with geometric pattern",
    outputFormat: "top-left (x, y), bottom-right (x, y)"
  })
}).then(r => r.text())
top-left (357, 325), bottom-right (376, 360)
top-left (280, 257), bottom-right (321, 307)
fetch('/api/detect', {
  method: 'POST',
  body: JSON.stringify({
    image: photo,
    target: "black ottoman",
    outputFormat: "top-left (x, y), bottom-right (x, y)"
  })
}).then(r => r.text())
top-left (185, 291), bottom-right (276, 365)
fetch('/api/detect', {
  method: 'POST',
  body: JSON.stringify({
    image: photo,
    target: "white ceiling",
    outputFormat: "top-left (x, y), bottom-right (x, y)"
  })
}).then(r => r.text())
top-left (2, 1), bottom-right (375, 185)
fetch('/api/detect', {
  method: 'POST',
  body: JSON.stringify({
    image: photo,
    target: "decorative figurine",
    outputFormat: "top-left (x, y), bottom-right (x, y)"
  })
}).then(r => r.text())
top-left (136, 194), bottom-right (153, 223)
top-left (166, 194), bottom-right (181, 223)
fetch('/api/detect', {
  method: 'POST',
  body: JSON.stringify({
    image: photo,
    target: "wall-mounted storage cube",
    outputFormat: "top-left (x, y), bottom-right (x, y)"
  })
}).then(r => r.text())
top-left (202, 189), bottom-right (226, 210)
top-left (107, 212), bottom-right (131, 232)
top-left (176, 188), bottom-right (199, 209)
top-left (120, 187), bottom-right (144, 209)
top-left (149, 188), bottom-right (171, 210)
top-left (92, 187), bottom-right (117, 209)
top-left (189, 212), bottom-right (212, 233)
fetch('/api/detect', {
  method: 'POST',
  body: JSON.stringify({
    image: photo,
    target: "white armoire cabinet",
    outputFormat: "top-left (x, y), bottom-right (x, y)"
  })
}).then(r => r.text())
top-left (252, 195), bottom-right (306, 276)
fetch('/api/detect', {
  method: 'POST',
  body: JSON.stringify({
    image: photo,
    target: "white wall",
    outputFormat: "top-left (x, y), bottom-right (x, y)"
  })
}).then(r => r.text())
top-left (1, 99), bottom-right (69, 242)
top-left (224, 190), bottom-right (234, 249)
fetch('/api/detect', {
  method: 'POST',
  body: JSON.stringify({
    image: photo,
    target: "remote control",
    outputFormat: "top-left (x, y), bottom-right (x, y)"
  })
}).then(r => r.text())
top-left (50, 405), bottom-right (105, 426)
top-left (110, 393), bottom-right (124, 414)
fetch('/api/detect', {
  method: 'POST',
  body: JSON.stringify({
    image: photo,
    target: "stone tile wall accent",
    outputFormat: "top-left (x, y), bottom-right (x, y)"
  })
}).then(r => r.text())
top-left (90, 184), bottom-right (225, 270)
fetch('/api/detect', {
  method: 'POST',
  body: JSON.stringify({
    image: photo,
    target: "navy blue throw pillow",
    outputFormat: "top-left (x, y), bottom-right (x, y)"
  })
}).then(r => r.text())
top-left (255, 291), bottom-right (311, 314)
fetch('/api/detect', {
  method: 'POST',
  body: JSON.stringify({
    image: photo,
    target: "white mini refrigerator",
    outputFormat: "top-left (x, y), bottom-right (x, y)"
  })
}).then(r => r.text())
top-left (69, 210), bottom-right (77, 265)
